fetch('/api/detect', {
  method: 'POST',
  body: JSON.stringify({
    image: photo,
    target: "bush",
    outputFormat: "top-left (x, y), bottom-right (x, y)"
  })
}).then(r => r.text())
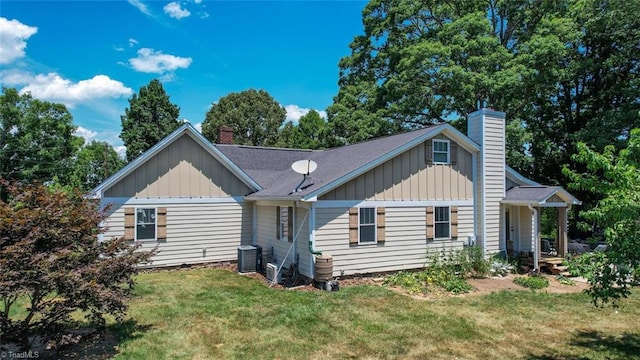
top-left (513, 275), bottom-right (549, 290)
top-left (0, 182), bottom-right (156, 350)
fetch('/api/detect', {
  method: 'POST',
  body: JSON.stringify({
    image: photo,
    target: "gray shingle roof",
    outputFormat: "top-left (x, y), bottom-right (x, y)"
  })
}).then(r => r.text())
top-left (217, 125), bottom-right (447, 199)
top-left (503, 186), bottom-right (581, 205)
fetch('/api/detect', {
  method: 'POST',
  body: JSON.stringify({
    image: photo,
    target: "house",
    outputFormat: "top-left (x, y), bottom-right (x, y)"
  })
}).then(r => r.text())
top-left (91, 109), bottom-right (580, 279)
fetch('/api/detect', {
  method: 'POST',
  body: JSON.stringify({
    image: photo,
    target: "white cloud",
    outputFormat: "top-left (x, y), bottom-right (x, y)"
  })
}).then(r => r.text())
top-left (164, 2), bottom-right (191, 19)
top-left (75, 126), bottom-right (98, 143)
top-left (129, 48), bottom-right (192, 74)
top-left (129, 38), bottom-right (139, 47)
top-left (199, 12), bottom-right (210, 19)
top-left (193, 122), bottom-right (202, 133)
top-left (15, 73), bottom-right (132, 108)
top-left (0, 17), bottom-right (38, 65)
top-left (114, 46), bottom-right (125, 52)
top-left (127, 0), bottom-right (151, 16)
top-left (114, 146), bottom-right (127, 158)
top-left (284, 105), bottom-right (327, 123)
top-left (193, 0), bottom-right (203, 4)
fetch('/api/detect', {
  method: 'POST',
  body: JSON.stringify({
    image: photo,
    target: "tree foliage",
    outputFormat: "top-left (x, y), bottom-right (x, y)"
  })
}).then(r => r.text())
top-left (563, 128), bottom-right (640, 306)
top-left (329, 0), bottom-right (640, 188)
top-left (70, 141), bottom-right (126, 192)
top-left (0, 88), bottom-right (80, 185)
top-left (276, 110), bottom-right (328, 149)
top-left (202, 89), bottom-right (286, 146)
top-left (120, 79), bottom-right (181, 162)
top-left (0, 181), bottom-right (155, 349)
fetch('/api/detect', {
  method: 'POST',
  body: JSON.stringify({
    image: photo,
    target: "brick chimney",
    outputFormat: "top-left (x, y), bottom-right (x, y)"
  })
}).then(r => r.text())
top-left (217, 125), bottom-right (234, 144)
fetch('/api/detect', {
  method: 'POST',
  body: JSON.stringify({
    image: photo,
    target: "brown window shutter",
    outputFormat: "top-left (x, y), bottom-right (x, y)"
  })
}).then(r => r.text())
top-left (426, 206), bottom-right (434, 240)
top-left (425, 140), bottom-right (433, 164)
top-left (288, 207), bottom-right (294, 242)
top-left (124, 208), bottom-right (135, 241)
top-left (349, 207), bottom-right (358, 246)
top-left (450, 206), bottom-right (458, 239)
top-left (157, 207), bottom-right (167, 241)
top-left (276, 206), bottom-right (281, 240)
top-left (450, 142), bottom-right (457, 166)
top-left (377, 207), bottom-right (386, 243)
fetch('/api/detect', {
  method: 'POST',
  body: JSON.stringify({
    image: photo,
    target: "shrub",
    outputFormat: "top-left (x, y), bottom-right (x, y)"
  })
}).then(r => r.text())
top-left (513, 275), bottom-right (549, 290)
top-left (0, 181), bottom-right (156, 349)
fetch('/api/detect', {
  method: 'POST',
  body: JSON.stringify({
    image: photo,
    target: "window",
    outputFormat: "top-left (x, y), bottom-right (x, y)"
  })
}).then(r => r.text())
top-left (434, 206), bottom-right (450, 239)
top-left (136, 208), bottom-right (156, 241)
top-left (359, 207), bottom-right (376, 244)
top-left (433, 139), bottom-right (450, 163)
top-left (277, 206), bottom-right (293, 241)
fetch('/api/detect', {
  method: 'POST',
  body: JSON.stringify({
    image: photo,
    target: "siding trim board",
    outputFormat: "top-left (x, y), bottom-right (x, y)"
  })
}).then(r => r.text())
top-left (102, 196), bottom-right (245, 205)
top-left (313, 200), bottom-right (473, 208)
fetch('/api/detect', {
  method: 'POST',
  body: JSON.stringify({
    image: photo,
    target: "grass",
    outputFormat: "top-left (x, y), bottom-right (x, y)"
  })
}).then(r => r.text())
top-left (103, 267), bottom-right (640, 359)
top-left (6, 267), bottom-right (640, 359)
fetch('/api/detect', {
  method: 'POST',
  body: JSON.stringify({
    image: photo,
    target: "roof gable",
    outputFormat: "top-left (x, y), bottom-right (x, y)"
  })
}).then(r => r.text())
top-left (91, 124), bottom-right (261, 198)
top-left (503, 186), bottom-right (581, 206)
top-left (219, 123), bottom-right (480, 200)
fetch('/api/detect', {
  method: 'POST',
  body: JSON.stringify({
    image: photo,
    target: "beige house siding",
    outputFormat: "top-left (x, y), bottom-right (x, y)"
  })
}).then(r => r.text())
top-left (102, 200), bottom-right (253, 267)
top-left (320, 137), bottom-right (473, 201)
top-left (105, 134), bottom-right (251, 198)
top-left (469, 111), bottom-right (505, 255)
top-left (517, 207), bottom-right (534, 252)
top-left (314, 206), bottom-right (473, 277)
top-left (255, 205), bottom-right (313, 277)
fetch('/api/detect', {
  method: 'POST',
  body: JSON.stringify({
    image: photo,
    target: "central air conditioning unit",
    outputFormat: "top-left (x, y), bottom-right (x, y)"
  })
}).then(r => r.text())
top-left (237, 245), bottom-right (257, 273)
top-left (266, 263), bottom-right (278, 284)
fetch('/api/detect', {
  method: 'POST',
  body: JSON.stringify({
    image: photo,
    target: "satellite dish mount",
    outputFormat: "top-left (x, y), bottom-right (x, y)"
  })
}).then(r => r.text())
top-left (291, 159), bottom-right (318, 193)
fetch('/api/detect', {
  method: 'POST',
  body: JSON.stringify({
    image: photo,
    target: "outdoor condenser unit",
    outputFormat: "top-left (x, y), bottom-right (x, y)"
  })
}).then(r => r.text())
top-left (237, 245), bottom-right (257, 273)
top-left (266, 263), bottom-right (278, 283)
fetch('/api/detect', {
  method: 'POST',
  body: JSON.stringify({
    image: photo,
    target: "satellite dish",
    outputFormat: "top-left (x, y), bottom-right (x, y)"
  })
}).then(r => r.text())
top-left (291, 159), bottom-right (317, 175)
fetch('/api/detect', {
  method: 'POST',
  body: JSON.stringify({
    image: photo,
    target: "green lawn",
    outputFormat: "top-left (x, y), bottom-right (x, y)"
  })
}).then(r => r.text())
top-left (101, 267), bottom-right (640, 359)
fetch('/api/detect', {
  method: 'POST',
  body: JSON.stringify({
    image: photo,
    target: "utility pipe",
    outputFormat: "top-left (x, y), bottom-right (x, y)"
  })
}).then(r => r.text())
top-left (308, 203), bottom-right (322, 256)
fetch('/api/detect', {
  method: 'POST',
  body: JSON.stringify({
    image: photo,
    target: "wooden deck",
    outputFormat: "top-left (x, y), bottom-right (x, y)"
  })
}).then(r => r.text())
top-left (519, 254), bottom-right (570, 275)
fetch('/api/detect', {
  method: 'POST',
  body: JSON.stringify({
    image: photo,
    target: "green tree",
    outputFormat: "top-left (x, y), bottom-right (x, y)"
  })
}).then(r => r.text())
top-left (120, 79), bottom-right (181, 162)
top-left (0, 88), bottom-right (80, 185)
top-left (0, 181), bottom-right (155, 349)
top-left (70, 141), bottom-right (126, 192)
top-left (202, 89), bottom-right (286, 146)
top-left (330, 0), bottom-right (640, 187)
top-left (563, 128), bottom-right (640, 306)
top-left (276, 110), bottom-right (328, 149)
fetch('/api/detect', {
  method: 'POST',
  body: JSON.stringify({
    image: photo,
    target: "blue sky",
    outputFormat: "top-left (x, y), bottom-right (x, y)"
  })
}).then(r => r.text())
top-left (0, 0), bottom-right (366, 154)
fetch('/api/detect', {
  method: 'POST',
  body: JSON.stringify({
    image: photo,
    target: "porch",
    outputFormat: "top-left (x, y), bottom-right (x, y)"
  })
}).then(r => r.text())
top-left (502, 186), bottom-right (582, 272)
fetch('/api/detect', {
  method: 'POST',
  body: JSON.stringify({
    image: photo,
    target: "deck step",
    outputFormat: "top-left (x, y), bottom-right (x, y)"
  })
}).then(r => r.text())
top-left (559, 271), bottom-right (573, 277)
top-left (545, 258), bottom-right (565, 265)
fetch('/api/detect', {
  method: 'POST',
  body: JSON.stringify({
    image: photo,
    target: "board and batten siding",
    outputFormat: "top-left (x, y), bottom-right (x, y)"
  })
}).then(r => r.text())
top-left (102, 201), bottom-right (252, 267)
top-left (314, 206), bottom-right (473, 277)
top-left (319, 136), bottom-right (473, 201)
top-left (105, 134), bottom-right (251, 198)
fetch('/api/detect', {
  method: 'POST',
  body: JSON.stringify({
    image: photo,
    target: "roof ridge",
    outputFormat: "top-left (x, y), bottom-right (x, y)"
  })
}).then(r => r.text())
top-left (216, 144), bottom-right (317, 152)
top-left (324, 124), bottom-right (441, 151)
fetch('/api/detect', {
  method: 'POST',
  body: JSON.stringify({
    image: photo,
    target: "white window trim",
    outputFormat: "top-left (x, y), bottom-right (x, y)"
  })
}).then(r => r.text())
top-left (434, 206), bottom-right (451, 240)
top-left (135, 207), bottom-right (157, 242)
top-left (432, 139), bottom-right (450, 164)
top-left (358, 207), bottom-right (377, 245)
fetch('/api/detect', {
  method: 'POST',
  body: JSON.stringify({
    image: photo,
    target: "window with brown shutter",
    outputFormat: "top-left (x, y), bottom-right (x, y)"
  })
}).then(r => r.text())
top-left (349, 207), bottom-right (358, 246)
top-left (425, 140), bottom-right (433, 164)
top-left (287, 207), bottom-right (294, 243)
top-left (377, 207), bottom-right (386, 243)
top-left (124, 208), bottom-right (135, 241)
top-left (426, 206), bottom-right (434, 240)
top-left (450, 206), bottom-right (458, 239)
top-left (157, 207), bottom-right (167, 241)
top-left (277, 206), bottom-right (293, 241)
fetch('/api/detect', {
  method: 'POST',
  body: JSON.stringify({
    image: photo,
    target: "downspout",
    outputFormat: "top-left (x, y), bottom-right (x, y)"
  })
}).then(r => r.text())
top-left (528, 203), bottom-right (539, 272)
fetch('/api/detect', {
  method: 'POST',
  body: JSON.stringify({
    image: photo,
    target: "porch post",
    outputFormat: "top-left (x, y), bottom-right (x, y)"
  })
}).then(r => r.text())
top-left (558, 207), bottom-right (568, 257)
